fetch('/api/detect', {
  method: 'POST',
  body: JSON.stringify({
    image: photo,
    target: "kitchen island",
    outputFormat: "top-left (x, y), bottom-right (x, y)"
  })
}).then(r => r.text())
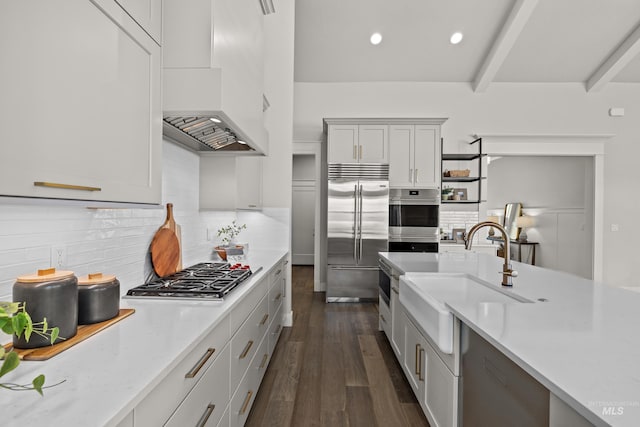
top-left (379, 251), bottom-right (640, 427)
top-left (1, 249), bottom-right (288, 427)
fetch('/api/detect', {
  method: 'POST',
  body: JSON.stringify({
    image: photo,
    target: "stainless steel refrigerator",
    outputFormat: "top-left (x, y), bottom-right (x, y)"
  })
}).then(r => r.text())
top-left (327, 164), bottom-right (389, 301)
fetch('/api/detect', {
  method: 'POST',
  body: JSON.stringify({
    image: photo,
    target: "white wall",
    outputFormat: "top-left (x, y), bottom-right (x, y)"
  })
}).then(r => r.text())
top-left (0, 140), bottom-right (290, 300)
top-left (293, 81), bottom-right (640, 288)
top-left (486, 156), bottom-right (594, 278)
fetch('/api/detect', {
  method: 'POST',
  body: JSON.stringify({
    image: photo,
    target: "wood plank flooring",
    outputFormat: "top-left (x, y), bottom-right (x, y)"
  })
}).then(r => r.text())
top-left (246, 266), bottom-right (430, 427)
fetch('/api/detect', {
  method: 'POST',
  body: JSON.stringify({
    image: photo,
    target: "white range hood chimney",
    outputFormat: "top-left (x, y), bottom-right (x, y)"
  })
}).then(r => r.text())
top-left (162, 0), bottom-right (268, 154)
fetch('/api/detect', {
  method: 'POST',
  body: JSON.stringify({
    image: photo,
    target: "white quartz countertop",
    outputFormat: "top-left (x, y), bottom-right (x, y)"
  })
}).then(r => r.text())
top-left (1, 249), bottom-right (287, 427)
top-left (380, 251), bottom-right (640, 427)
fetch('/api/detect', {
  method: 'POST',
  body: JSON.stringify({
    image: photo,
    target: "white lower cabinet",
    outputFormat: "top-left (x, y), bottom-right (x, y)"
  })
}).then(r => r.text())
top-left (390, 283), bottom-right (403, 359)
top-left (378, 296), bottom-right (391, 337)
top-left (135, 316), bottom-right (230, 426)
top-left (402, 313), bottom-right (458, 427)
top-left (132, 254), bottom-right (288, 427)
top-left (164, 345), bottom-right (231, 427)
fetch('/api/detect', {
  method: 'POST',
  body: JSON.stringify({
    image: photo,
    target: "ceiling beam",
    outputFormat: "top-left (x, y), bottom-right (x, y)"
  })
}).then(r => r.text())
top-left (586, 22), bottom-right (640, 92)
top-left (473, 0), bottom-right (538, 92)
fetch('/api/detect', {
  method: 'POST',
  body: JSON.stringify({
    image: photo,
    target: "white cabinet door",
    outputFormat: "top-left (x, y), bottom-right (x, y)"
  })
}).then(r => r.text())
top-left (115, 0), bottom-right (161, 43)
top-left (236, 157), bottom-right (263, 210)
top-left (0, 0), bottom-right (161, 204)
top-left (390, 284), bottom-right (404, 358)
top-left (414, 125), bottom-right (441, 189)
top-left (403, 313), bottom-right (427, 397)
top-left (358, 124), bottom-right (389, 163)
top-left (422, 337), bottom-right (458, 427)
top-left (389, 125), bottom-right (414, 187)
top-left (328, 125), bottom-right (358, 163)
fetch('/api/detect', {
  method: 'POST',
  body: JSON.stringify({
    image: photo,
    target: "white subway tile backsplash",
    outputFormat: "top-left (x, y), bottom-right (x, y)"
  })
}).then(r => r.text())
top-left (0, 140), bottom-right (290, 301)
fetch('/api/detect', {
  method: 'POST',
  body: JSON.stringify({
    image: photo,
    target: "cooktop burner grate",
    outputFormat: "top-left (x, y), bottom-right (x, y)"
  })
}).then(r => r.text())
top-left (124, 262), bottom-right (254, 300)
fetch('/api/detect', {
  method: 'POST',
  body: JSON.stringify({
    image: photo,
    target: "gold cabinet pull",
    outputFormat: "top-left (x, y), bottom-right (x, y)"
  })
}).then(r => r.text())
top-left (414, 168), bottom-right (419, 183)
top-left (274, 292), bottom-right (282, 301)
top-left (259, 353), bottom-right (268, 369)
top-left (415, 344), bottom-right (421, 376)
top-left (275, 269), bottom-right (282, 276)
top-left (196, 404), bottom-right (215, 427)
top-left (260, 313), bottom-right (269, 326)
top-left (272, 324), bottom-right (282, 336)
top-left (239, 340), bottom-right (254, 359)
top-left (239, 390), bottom-right (254, 415)
top-left (34, 181), bottom-right (101, 192)
top-left (185, 348), bottom-right (215, 378)
top-left (419, 348), bottom-right (425, 381)
top-left (380, 314), bottom-right (387, 323)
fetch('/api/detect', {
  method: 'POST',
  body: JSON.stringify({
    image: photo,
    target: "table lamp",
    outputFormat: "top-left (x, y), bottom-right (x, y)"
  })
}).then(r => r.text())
top-left (516, 215), bottom-right (535, 242)
top-left (487, 216), bottom-right (500, 237)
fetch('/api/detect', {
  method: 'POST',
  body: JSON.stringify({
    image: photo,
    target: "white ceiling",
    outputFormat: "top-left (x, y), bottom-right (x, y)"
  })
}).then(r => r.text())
top-left (294, 0), bottom-right (640, 91)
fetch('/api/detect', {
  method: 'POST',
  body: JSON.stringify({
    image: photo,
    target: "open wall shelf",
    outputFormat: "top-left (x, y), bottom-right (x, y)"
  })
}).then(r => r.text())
top-left (441, 137), bottom-right (485, 204)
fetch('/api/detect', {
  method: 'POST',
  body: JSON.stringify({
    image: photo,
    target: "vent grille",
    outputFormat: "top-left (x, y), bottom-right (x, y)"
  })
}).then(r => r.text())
top-left (259, 0), bottom-right (275, 15)
top-left (328, 163), bottom-right (389, 180)
top-left (163, 116), bottom-right (250, 151)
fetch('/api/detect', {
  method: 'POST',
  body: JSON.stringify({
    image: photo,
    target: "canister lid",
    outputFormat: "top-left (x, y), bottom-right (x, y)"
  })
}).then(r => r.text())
top-left (16, 268), bottom-right (75, 283)
top-left (77, 272), bottom-right (117, 285)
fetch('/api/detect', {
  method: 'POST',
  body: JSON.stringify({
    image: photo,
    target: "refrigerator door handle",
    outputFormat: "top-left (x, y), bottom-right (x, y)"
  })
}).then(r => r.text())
top-left (358, 184), bottom-right (363, 264)
top-left (353, 184), bottom-right (358, 263)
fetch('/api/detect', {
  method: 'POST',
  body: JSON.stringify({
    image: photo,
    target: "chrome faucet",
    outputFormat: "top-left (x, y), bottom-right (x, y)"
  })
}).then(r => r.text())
top-left (465, 221), bottom-right (518, 287)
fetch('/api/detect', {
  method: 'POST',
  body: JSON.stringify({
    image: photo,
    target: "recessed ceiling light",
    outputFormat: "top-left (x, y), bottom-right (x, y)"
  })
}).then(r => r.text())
top-left (370, 33), bottom-right (382, 45)
top-left (450, 32), bottom-right (463, 45)
top-left (209, 117), bottom-right (222, 123)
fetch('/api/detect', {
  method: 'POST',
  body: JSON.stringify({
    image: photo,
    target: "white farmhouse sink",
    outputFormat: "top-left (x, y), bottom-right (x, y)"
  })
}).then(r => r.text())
top-left (399, 273), bottom-right (532, 354)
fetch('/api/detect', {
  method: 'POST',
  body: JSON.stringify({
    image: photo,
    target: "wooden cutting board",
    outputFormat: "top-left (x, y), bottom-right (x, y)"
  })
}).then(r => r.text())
top-left (149, 203), bottom-right (183, 277)
top-left (3, 309), bottom-right (134, 361)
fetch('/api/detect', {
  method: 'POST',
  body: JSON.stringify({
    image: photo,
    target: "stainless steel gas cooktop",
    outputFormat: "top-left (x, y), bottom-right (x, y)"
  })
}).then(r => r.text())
top-left (125, 262), bottom-right (259, 301)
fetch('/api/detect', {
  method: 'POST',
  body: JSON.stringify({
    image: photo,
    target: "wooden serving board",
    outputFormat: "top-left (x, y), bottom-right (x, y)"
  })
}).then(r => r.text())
top-left (3, 308), bottom-right (135, 361)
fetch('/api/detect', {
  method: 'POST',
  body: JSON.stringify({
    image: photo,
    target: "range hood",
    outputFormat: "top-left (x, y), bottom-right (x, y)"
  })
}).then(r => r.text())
top-left (162, 0), bottom-right (269, 154)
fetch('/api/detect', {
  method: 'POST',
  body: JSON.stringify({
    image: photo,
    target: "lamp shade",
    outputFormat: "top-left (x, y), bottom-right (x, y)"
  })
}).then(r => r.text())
top-left (487, 215), bottom-right (500, 224)
top-left (516, 215), bottom-right (535, 228)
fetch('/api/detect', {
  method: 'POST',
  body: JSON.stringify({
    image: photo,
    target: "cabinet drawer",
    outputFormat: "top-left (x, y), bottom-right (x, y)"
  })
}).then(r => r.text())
top-left (164, 345), bottom-right (231, 427)
top-left (230, 294), bottom-right (269, 388)
top-left (378, 297), bottom-right (391, 340)
top-left (268, 277), bottom-right (284, 318)
top-left (269, 259), bottom-right (285, 288)
top-left (229, 355), bottom-right (261, 427)
top-left (230, 276), bottom-right (268, 335)
top-left (268, 303), bottom-right (284, 357)
top-left (135, 315), bottom-right (230, 426)
top-left (253, 333), bottom-right (270, 386)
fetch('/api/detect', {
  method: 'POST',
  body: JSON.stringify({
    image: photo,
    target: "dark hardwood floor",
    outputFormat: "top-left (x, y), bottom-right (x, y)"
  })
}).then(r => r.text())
top-left (246, 266), bottom-right (430, 427)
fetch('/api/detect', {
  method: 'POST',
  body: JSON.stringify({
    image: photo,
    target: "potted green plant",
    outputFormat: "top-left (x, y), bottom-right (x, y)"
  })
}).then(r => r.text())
top-left (215, 220), bottom-right (247, 260)
top-left (0, 301), bottom-right (61, 394)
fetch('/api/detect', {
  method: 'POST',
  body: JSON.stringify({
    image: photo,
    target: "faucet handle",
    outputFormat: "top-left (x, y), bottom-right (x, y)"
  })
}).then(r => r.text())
top-left (505, 269), bottom-right (518, 278)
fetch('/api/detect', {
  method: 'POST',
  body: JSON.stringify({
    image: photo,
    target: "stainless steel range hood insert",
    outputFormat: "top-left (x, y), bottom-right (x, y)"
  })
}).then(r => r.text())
top-left (163, 116), bottom-right (253, 152)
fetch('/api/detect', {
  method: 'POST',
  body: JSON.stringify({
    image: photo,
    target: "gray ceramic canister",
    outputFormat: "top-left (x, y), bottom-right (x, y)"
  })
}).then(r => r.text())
top-left (13, 269), bottom-right (78, 349)
top-left (77, 273), bottom-right (120, 324)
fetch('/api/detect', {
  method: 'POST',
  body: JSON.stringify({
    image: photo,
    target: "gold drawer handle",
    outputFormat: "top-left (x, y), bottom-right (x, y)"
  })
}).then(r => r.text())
top-left (185, 348), bottom-right (216, 378)
top-left (380, 314), bottom-right (387, 323)
top-left (34, 181), bottom-right (101, 192)
top-left (274, 292), bottom-right (282, 301)
top-left (275, 269), bottom-right (282, 276)
top-left (260, 313), bottom-right (269, 326)
top-left (259, 353), bottom-right (268, 369)
top-left (239, 340), bottom-right (254, 359)
top-left (415, 344), bottom-right (421, 376)
top-left (196, 404), bottom-right (215, 427)
top-left (239, 390), bottom-right (254, 415)
top-left (419, 348), bottom-right (425, 381)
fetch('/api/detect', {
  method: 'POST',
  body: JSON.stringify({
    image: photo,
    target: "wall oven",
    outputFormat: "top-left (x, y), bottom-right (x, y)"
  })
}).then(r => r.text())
top-left (388, 188), bottom-right (440, 252)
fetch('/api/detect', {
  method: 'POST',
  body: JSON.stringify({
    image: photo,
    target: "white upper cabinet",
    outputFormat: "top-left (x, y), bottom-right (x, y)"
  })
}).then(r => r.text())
top-left (115, 0), bottom-right (162, 43)
top-left (389, 121), bottom-right (444, 188)
top-left (0, 0), bottom-right (162, 204)
top-left (326, 121), bottom-right (389, 164)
